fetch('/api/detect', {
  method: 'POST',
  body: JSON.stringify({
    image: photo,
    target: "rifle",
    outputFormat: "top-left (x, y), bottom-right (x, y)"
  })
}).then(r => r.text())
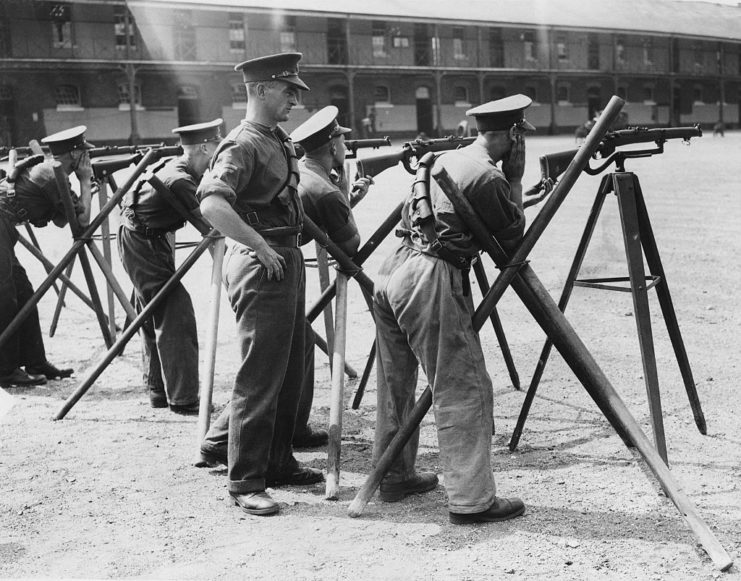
top-left (89, 144), bottom-right (182, 159)
top-left (540, 125), bottom-right (702, 182)
top-left (294, 136), bottom-right (391, 160)
top-left (356, 135), bottom-right (475, 178)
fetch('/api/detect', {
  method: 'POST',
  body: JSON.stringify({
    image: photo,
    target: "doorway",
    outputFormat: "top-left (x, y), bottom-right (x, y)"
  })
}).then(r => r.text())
top-left (416, 86), bottom-right (434, 137)
top-left (177, 85), bottom-right (200, 128)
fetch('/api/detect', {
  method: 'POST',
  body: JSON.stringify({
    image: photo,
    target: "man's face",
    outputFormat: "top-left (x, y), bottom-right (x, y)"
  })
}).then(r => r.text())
top-left (263, 81), bottom-right (300, 123)
top-left (331, 135), bottom-right (347, 168)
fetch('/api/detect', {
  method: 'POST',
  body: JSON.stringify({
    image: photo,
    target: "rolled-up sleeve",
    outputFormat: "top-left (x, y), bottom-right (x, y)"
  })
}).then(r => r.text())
top-left (197, 141), bottom-right (253, 206)
top-left (472, 175), bottom-right (525, 244)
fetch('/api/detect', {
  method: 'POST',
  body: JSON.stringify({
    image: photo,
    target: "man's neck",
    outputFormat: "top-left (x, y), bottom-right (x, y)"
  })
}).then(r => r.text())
top-left (244, 105), bottom-right (277, 129)
top-left (305, 153), bottom-right (333, 174)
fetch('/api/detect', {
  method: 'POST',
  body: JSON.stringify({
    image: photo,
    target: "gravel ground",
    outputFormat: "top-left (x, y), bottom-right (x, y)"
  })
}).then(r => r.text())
top-left (1, 131), bottom-right (739, 580)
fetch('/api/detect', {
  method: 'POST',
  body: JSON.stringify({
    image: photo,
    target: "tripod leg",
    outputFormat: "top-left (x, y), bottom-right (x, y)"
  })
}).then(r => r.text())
top-left (77, 245), bottom-right (114, 349)
top-left (97, 181), bottom-right (117, 339)
top-left (614, 173), bottom-right (667, 464)
top-left (326, 272), bottom-right (349, 500)
top-left (315, 243), bottom-right (335, 370)
top-left (49, 259), bottom-right (75, 337)
top-left (85, 239), bottom-right (138, 322)
top-left (510, 176), bottom-right (612, 451)
top-left (195, 236), bottom-right (224, 463)
top-left (24, 224), bottom-right (63, 299)
top-left (351, 339), bottom-right (376, 409)
top-left (633, 177), bottom-right (706, 434)
top-left (471, 260), bottom-right (520, 390)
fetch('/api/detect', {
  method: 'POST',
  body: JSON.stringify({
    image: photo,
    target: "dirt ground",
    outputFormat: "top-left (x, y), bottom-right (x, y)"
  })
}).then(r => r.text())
top-left (1, 131), bottom-right (739, 581)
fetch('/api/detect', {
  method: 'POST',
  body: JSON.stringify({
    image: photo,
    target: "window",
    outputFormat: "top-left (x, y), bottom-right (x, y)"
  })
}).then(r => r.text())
top-left (50, 3), bottom-right (72, 49)
top-left (414, 23), bottom-right (431, 66)
top-left (617, 86), bottom-right (628, 101)
top-left (454, 86), bottom-right (469, 105)
top-left (117, 83), bottom-right (141, 106)
top-left (693, 43), bottom-right (704, 71)
top-left (522, 31), bottom-right (536, 62)
top-left (231, 83), bottom-right (247, 109)
top-left (372, 21), bottom-right (387, 57)
top-left (588, 34), bottom-right (600, 70)
top-left (643, 85), bottom-right (655, 103)
top-left (229, 13), bottom-right (246, 53)
top-left (174, 10), bottom-right (196, 60)
top-left (374, 85), bottom-right (390, 104)
top-left (489, 28), bottom-right (504, 67)
top-left (453, 27), bottom-right (466, 60)
top-left (0, 18), bottom-right (9, 58)
top-left (55, 84), bottom-right (81, 109)
top-left (114, 5), bottom-right (136, 51)
top-left (616, 35), bottom-right (626, 66)
top-left (431, 35), bottom-right (441, 66)
top-left (524, 85), bottom-right (538, 103)
top-left (693, 86), bottom-right (703, 104)
top-left (280, 16), bottom-right (296, 52)
top-left (327, 19), bottom-right (347, 65)
top-left (556, 34), bottom-right (568, 62)
top-left (556, 85), bottom-right (570, 103)
top-left (671, 38), bottom-right (680, 73)
top-left (392, 36), bottom-right (409, 48)
top-left (643, 38), bottom-right (653, 67)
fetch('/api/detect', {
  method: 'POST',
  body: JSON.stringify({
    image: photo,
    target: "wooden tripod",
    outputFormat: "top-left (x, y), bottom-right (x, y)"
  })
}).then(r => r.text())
top-left (509, 170), bottom-right (707, 463)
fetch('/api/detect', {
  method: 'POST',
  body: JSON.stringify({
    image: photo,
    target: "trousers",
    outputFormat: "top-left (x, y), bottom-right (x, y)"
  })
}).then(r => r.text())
top-left (205, 242), bottom-right (306, 494)
top-left (117, 225), bottom-right (199, 406)
top-left (372, 244), bottom-right (496, 513)
top-left (0, 215), bottom-right (46, 374)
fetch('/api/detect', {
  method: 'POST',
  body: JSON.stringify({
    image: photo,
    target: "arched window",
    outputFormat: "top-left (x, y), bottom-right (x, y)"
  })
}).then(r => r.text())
top-left (374, 85), bottom-right (390, 104)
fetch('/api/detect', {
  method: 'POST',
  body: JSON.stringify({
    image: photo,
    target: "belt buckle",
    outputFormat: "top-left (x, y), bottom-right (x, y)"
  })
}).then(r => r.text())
top-left (296, 232), bottom-right (302, 247)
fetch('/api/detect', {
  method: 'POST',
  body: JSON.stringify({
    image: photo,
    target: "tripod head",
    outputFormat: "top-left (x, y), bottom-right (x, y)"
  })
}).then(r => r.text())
top-left (540, 124), bottom-right (702, 181)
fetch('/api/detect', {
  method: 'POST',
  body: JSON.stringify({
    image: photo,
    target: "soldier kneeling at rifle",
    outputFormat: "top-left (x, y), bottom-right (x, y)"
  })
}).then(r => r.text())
top-left (0, 126), bottom-right (96, 387)
top-left (117, 119), bottom-right (222, 414)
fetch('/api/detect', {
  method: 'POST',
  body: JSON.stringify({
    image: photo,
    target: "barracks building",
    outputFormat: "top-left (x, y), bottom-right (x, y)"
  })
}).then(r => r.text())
top-left (0, 0), bottom-right (740, 146)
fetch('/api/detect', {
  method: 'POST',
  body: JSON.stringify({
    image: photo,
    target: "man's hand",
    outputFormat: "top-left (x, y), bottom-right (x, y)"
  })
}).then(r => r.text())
top-left (250, 244), bottom-right (287, 281)
top-left (349, 175), bottom-right (374, 207)
top-left (74, 152), bottom-right (94, 183)
top-left (502, 133), bottom-right (526, 183)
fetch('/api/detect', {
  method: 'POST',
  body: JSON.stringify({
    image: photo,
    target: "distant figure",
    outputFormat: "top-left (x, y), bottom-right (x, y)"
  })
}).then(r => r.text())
top-left (361, 116), bottom-right (372, 139)
top-left (713, 121), bottom-right (725, 137)
top-left (456, 119), bottom-right (469, 137)
top-left (574, 119), bottom-right (595, 143)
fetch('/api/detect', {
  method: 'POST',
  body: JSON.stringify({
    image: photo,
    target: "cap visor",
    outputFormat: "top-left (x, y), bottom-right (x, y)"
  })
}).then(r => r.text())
top-left (521, 119), bottom-right (536, 132)
top-left (285, 77), bottom-right (310, 91)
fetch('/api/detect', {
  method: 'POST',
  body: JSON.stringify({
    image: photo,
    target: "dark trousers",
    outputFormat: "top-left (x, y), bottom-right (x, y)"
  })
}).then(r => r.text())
top-left (204, 321), bottom-right (315, 452)
top-left (0, 215), bottom-right (46, 374)
top-left (204, 242), bottom-right (306, 494)
top-left (117, 225), bottom-right (199, 406)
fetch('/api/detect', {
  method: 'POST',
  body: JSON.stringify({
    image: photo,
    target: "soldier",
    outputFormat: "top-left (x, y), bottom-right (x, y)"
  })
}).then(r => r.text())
top-left (196, 106), bottom-right (373, 457)
top-left (291, 105), bottom-right (372, 446)
top-left (372, 95), bottom-right (533, 522)
top-left (117, 119), bottom-right (222, 414)
top-left (0, 126), bottom-right (95, 387)
top-left (198, 53), bottom-right (322, 516)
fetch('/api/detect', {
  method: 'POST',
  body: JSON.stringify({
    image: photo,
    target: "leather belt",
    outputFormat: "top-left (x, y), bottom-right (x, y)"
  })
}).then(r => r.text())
top-left (263, 233), bottom-right (301, 248)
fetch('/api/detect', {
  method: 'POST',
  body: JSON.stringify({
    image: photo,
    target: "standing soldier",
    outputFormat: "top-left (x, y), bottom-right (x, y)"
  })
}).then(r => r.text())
top-left (0, 126), bottom-right (95, 387)
top-left (118, 119), bottom-right (222, 414)
top-left (196, 106), bottom-right (373, 458)
top-left (372, 95), bottom-right (533, 522)
top-left (291, 105), bottom-right (372, 447)
top-left (198, 53), bottom-right (322, 517)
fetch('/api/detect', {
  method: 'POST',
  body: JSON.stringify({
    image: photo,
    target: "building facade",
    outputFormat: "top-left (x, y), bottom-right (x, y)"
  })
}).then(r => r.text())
top-left (1, 0), bottom-right (740, 147)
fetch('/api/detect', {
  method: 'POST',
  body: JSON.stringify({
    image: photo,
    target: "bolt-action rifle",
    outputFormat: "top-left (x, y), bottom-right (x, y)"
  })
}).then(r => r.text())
top-left (540, 125), bottom-right (703, 183)
top-left (356, 135), bottom-right (475, 178)
top-left (294, 136), bottom-right (391, 160)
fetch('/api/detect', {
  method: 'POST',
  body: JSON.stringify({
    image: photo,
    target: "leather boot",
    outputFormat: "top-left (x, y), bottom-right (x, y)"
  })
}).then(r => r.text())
top-left (0, 368), bottom-right (47, 388)
top-left (25, 361), bottom-right (73, 380)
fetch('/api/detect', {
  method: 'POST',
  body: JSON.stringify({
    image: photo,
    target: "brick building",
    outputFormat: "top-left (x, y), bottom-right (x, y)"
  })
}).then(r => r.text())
top-left (0, 0), bottom-right (739, 146)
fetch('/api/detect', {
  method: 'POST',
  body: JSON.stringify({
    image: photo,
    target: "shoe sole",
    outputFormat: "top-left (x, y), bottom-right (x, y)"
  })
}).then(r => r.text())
top-left (233, 499), bottom-right (279, 516)
top-left (449, 505), bottom-right (526, 525)
top-left (197, 449), bottom-right (227, 467)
